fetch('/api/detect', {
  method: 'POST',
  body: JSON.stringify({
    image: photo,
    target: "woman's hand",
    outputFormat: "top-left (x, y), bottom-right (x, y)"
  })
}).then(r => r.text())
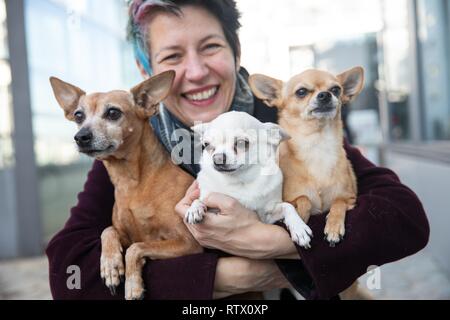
top-left (175, 182), bottom-right (300, 259)
top-left (213, 256), bottom-right (291, 299)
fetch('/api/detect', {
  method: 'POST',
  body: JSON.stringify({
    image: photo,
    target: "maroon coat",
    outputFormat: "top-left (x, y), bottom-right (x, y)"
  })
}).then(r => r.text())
top-left (46, 100), bottom-right (429, 300)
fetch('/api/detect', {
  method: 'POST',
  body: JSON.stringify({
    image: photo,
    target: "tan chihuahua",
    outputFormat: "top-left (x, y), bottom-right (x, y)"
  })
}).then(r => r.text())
top-left (249, 67), bottom-right (364, 247)
top-left (50, 71), bottom-right (202, 300)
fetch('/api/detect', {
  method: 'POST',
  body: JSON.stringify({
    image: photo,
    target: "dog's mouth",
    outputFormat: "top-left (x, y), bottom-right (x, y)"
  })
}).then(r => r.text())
top-left (312, 105), bottom-right (336, 114)
top-left (213, 164), bottom-right (242, 173)
top-left (79, 145), bottom-right (115, 157)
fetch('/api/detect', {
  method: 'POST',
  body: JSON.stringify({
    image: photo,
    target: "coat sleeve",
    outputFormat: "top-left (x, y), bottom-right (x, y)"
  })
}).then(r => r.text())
top-left (277, 142), bottom-right (430, 300)
top-left (45, 160), bottom-right (218, 300)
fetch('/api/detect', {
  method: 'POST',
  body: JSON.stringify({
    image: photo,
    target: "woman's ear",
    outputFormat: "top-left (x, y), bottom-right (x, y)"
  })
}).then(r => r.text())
top-left (136, 59), bottom-right (150, 79)
top-left (235, 42), bottom-right (242, 72)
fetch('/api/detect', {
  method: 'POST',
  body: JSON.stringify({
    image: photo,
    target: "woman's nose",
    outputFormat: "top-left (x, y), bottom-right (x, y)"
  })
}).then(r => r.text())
top-left (184, 53), bottom-right (209, 82)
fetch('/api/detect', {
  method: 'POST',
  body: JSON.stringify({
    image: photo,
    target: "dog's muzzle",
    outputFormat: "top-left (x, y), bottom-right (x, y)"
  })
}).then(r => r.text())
top-left (75, 128), bottom-right (93, 148)
top-left (75, 128), bottom-right (115, 157)
top-left (213, 153), bottom-right (240, 173)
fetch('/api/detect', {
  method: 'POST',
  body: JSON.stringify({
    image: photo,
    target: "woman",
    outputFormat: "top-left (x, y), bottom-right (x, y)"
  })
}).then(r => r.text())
top-left (46, 0), bottom-right (429, 300)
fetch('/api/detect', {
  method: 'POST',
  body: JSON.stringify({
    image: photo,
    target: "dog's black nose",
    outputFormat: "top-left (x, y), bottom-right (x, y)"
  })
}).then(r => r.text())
top-left (317, 92), bottom-right (332, 103)
top-left (213, 153), bottom-right (227, 166)
top-left (75, 128), bottom-right (93, 147)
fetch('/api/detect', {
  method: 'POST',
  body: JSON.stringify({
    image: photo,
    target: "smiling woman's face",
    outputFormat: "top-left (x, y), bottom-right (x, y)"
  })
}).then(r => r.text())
top-left (146, 5), bottom-right (240, 127)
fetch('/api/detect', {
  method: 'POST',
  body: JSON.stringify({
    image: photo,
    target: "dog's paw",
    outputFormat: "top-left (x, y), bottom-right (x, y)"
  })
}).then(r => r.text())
top-left (185, 200), bottom-right (206, 224)
top-left (100, 252), bottom-right (125, 295)
top-left (324, 217), bottom-right (345, 247)
top-left (289, 222), bottom-right (313, 249)
top-left (125, 275), bottom-right (145, 300)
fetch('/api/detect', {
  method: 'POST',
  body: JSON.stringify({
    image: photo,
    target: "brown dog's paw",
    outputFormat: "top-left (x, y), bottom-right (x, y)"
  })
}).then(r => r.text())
top-left (125, 275), bottom-right (145, 300)
top-left (100, 253), bottom-right (125, 295)
top-left (324, 217), bottom-right (345, 247)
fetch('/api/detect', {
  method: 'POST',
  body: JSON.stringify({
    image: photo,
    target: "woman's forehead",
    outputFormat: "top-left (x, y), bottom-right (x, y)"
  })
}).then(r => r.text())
top-left (146, 5), bottom-right (225, 52)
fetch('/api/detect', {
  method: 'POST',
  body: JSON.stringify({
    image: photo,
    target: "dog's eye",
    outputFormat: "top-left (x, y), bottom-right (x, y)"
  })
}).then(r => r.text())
top-left (296, 88), bottom-right (309, 98)
top-left (234, 138), bottom-right (250, 152)
top-left (203, 142), bottom-right (213, 152)
top-left (330, 86), bottom-right (341, 97)
top-left (74, 111), bottom-right (85, 124)
top-left (105, 108), bottom-right (122, 121)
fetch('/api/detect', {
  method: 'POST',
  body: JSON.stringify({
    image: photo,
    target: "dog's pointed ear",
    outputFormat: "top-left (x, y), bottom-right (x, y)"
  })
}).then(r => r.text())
top-left (131, 70), bottom-right (175, 118)
top-left (337, 66), bottom-right (365, 104)
top-left (49, 77), bottom-right (85, 121)
top-left (263, 122), bottom-right (290, 146)
top-left (249, 74), bottom-right (284, 108)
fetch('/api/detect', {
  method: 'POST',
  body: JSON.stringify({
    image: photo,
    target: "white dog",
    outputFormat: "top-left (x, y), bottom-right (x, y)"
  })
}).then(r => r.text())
top-left (185, 111), bottom-right (313, 249)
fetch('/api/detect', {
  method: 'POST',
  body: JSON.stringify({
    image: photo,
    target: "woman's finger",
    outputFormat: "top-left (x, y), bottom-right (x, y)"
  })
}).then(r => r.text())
top-left (203, 192), bottom-right (237, 213)
top-left (175, 181), bottom-right (200, 218)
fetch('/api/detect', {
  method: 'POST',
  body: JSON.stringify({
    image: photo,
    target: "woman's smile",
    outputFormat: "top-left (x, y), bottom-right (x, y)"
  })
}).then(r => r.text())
top-left (182, 85), bottom-right (220, 107)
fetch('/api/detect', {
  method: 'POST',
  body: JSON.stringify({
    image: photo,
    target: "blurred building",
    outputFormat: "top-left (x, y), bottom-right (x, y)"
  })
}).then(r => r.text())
top-left (238, 0), bottom-right (450, 277)
top-left (0, 0), bottom-right (140, 259)
top-left (379, 0), bottom-right (450, 276)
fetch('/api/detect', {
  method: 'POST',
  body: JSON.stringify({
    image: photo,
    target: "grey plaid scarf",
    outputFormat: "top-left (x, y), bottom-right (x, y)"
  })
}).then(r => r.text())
top-left (150, 69), bottom-right (255, 176)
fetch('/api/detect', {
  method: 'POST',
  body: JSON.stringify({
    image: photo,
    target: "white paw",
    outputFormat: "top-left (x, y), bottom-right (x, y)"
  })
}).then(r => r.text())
top-left (100, 253), bottom-right (124, 295)
top-left (125, 275), bottom-right (145, 300)
top-left (288, 221), bottom-right (313, 249)
top-left (185, 200), bottom-right (206, 224)
top-left (280, 203), bottom-right (313, 249)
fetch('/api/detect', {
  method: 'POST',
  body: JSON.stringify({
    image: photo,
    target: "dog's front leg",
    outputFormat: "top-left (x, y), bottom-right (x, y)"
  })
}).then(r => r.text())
top-left (271, 203), bottom-right (313, 249)
top-left (294, 195), bottom-right (313, 223)
top-left (124, 238), bottom-right (201, 300)
top-left (185, 199), bottom-right (207, 224)
top-left (100, 226), bottom-right (125, 295)
top-left (324, 198), bottom-right (348, 247)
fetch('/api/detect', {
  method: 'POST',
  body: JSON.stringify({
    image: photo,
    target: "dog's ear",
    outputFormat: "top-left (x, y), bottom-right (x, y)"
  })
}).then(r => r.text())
top-left (131, 70), bottom-right (175, 118)
top-left (263, 122), bottom-right (291, 146)
top-left (337, 66), bottom-right (365, 104)
top-left (49, 77), bottom-right (85, 121)
top-left (249, 74), bottom-right (284, 108)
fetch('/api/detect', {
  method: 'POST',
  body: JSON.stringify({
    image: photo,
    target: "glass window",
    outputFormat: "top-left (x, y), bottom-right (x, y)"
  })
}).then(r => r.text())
top-left (0, 0), bottom-right (14, 170)
top-left (24, 0), bottom-right (141, 242)
top-left (380, 0), bottom-right (450, 143)
top-left (417, 0), bottom-right (450, 141)
top-left (379, 0), bottom-right (413, 142)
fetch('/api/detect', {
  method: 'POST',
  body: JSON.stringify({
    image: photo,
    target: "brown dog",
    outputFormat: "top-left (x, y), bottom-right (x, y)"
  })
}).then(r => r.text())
top-left (50, 71), bottom-right (202, 300)
top-left (250, 67), bottom-right (372, 300)
top-left (249, 67), bottom-right (364, 247)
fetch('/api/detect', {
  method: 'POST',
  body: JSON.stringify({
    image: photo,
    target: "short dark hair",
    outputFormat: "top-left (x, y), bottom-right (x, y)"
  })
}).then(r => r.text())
top-left (127, 0), bottom-right (242, 75)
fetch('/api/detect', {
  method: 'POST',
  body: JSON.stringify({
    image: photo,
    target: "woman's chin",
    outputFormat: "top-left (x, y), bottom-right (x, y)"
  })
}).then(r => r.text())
top-left (182, 104), bottom-right (228, 124)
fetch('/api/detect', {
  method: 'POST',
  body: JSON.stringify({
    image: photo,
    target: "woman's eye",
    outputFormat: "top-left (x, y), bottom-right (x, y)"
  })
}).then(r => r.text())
top-left (162, 53), bottom-right (181, 63)
top-left (74, 111), bottom-right (85, 124)
top-left (203, 43), bottom-right (222, 53)
top-left (105, 108), bottom-right (122, 121)
top-left (330, 86), bottom-right (341, 97)
top-left (296, 88), bottom-right (309, 98)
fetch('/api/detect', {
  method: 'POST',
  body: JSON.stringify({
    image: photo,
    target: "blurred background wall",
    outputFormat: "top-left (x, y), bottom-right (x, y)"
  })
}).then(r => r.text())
top-left (0, 0), bottom-right (449, 280)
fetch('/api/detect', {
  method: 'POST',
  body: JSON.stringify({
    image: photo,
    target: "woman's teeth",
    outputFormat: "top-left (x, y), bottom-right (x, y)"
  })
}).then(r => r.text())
top-left (185, 87), bottom-right (218, 101)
